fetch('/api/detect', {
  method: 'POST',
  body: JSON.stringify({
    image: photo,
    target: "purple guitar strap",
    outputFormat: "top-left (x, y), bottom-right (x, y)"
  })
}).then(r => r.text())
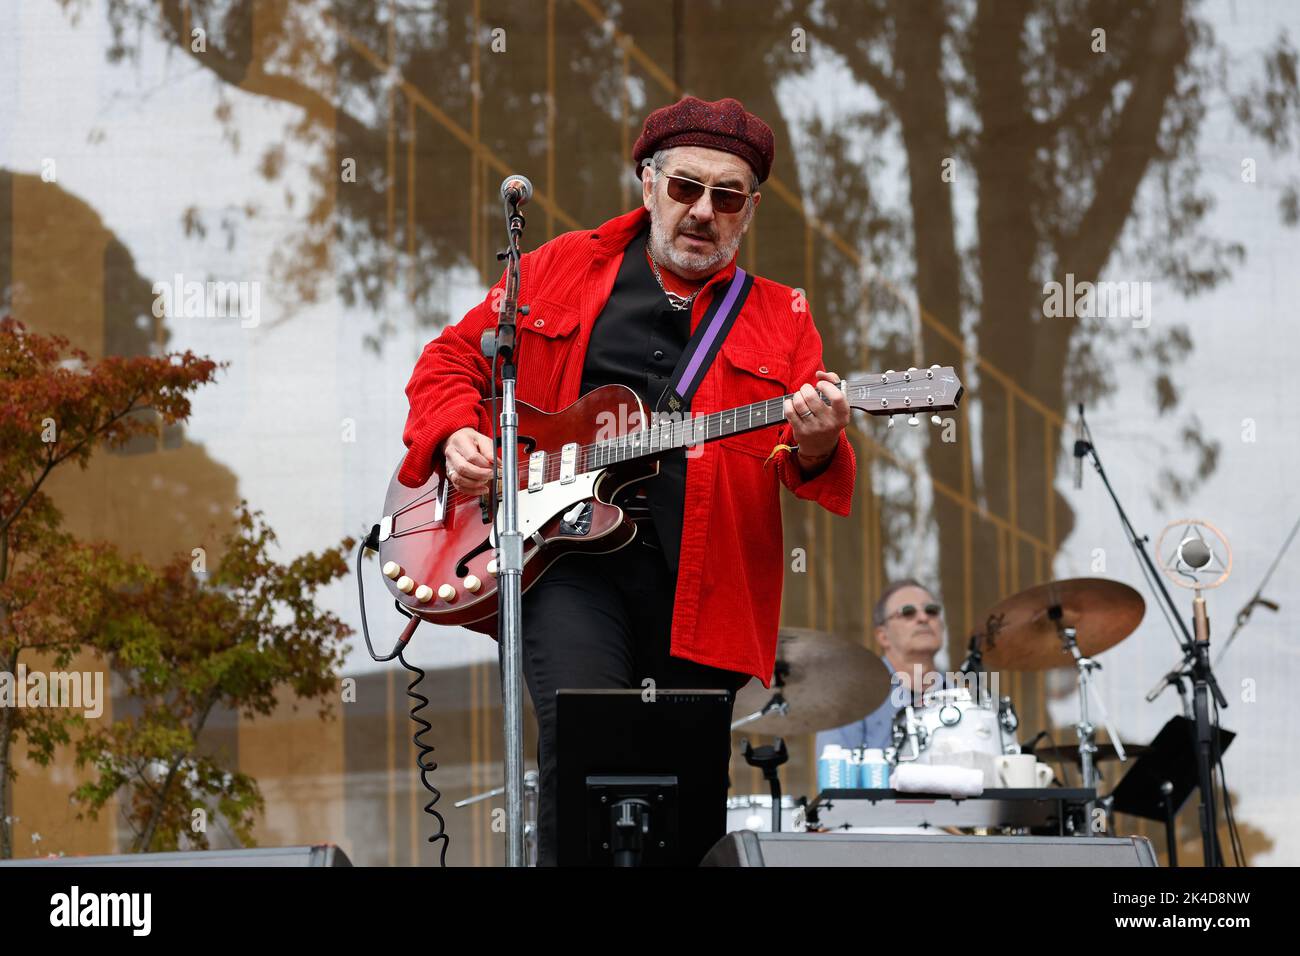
top-left (656, 265), bottom-right (755, 416)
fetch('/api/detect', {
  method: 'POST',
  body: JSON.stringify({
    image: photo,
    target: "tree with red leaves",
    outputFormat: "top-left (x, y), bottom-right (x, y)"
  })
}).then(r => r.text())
top-left (0, 316), bottom-right (222, 858)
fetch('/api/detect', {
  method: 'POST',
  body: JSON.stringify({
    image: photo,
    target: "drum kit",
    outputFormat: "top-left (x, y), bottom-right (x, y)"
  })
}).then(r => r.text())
top-left (456, 575), bottom-right (1150, 858)
top-left (729, 576), bottom-right (1149, 832)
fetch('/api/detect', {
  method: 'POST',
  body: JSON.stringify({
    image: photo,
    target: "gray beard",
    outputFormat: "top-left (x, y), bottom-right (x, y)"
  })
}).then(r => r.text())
top-left (648, 206), bottom-right (745, 278)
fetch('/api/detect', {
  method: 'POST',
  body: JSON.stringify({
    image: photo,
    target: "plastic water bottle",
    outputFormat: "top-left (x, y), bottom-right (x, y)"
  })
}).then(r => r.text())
top-left (818, 745), bottom-right (851, 791)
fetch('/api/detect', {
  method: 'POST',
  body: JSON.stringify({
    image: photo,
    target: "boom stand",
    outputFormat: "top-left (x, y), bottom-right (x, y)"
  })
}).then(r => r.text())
top-left (1076, 406), bottom-right (1226, 865)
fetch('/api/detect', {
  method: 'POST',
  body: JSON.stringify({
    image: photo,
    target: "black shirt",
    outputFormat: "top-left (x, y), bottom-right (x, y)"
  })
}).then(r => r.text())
top-left (580, 226), bottom-right (691, 574)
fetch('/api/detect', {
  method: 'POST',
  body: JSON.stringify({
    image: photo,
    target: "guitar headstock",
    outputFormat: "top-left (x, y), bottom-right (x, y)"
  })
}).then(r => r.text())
top-left (844, 366), bottom-right (964, 420)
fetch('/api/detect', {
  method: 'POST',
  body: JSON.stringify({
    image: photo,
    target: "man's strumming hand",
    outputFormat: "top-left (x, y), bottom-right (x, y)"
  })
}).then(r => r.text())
top-left (443, 427), bottom-right (497, 496)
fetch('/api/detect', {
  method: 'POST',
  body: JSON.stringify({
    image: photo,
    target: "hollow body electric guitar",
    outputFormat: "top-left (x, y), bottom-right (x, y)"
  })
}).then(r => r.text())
top-left (377, 367), bottom-right (963, 633)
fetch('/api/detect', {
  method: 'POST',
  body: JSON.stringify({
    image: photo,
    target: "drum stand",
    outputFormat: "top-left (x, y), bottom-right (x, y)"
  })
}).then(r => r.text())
top-left (1052, 608), bottom-right (1126, 828)
top-left (740, 739), bottom-right (789, 832)
top-left (731, 692), bottom-right (788, 731)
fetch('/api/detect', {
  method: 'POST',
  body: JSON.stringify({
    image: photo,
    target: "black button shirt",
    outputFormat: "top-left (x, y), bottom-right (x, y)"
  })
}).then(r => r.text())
top-left (580, 226), bottom-right (691, 574)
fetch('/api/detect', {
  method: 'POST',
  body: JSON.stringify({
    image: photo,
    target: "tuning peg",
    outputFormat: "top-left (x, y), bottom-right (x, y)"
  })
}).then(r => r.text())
top-left (931, 414), bottom-right (943, 426)
top-left (930, 364), bottom-right (940, 370)
top-left (887, 416), bottom-right (896, 428)
top-left (908, 415), bottom-right (920, 426)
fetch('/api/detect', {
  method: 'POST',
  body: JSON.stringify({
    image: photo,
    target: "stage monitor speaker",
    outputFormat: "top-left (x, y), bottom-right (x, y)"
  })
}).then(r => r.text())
top-left (0, 845), bottom-right (352, 868)
top-left (701, 831), bottom-right (1157, 867)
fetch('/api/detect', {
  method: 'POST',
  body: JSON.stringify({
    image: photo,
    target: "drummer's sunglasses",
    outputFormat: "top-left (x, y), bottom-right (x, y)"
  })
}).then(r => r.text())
top-left (661, 174), bottom-right (753, 215)
top-left (890, 603), bottom-right (943, 620)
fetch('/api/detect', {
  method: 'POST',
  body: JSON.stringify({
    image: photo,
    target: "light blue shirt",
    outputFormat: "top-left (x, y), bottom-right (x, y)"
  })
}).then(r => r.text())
top-left (814, 657), bottom-right (904, 755)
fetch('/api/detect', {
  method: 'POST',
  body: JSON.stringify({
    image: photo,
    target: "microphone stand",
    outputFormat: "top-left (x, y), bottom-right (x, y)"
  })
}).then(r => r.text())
top-left (488, 191), bottom-right (527, 867)
top-left (1214, 511), bottom-right (1296, 667)
top-left (1075, 406), bottom-right (1226, 866)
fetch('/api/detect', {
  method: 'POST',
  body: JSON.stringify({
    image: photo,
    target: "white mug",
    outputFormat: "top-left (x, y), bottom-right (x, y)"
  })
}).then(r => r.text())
top-left (994, 754), bottom-right (1054, 788)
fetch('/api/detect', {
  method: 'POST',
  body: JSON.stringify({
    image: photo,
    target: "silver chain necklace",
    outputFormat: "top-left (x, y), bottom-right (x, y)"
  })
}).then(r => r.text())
top-left (648, 252), bottom-right (701, 311)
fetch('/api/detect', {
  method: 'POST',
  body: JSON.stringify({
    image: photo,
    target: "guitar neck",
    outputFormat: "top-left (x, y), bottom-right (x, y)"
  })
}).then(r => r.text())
top-left (587, 389), bottom-right (815, 470)
top-left (582, 366), bottom-right (962, 471)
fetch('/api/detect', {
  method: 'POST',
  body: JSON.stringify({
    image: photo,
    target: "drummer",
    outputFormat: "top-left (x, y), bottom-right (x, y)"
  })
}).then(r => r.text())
top-left (814, 579), bottom-right (945, 753)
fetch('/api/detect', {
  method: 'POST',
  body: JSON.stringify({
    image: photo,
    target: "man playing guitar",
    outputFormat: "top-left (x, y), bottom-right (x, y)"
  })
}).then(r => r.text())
top-left (398, 96), bottom-right (856, 864)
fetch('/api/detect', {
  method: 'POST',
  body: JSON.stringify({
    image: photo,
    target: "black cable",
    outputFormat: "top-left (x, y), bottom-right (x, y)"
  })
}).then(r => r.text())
top-left (399, 646), bottom-right (451, 866)
top-left (1212, 694), bottom-right (1245, 866)
top-left (355, 529), bottom-right (404, 662)
top-left (356, 526), bottom-right (450, 862)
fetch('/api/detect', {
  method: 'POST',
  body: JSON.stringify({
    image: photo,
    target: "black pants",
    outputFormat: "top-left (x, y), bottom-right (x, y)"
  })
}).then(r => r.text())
top-left (504, 520), bottom-right (748, 866)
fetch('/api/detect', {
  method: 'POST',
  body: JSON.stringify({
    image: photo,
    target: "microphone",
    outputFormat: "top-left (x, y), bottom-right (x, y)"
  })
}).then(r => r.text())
top-left (500, 174), bottom-right (533, 206)
top-left (1073, 404), bottom-right (1085, 490)
top-left (1178, 536), bottom-right (1212, 569)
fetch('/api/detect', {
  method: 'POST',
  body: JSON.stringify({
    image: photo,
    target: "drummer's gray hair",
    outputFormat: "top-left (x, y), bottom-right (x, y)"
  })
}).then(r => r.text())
top-left (872, 578), bottom-right (936, 628)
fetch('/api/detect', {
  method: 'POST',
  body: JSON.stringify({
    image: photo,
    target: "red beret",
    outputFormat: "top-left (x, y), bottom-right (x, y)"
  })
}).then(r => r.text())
top-left (632, 95), bottom-right (775, 184)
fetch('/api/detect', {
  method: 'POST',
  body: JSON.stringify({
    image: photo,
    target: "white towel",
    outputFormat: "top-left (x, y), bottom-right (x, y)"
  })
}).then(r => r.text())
top-left (892, 763), bottom-right (985, 798)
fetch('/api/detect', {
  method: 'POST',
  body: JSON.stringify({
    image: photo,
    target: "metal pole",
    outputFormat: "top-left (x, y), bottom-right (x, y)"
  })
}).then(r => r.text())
top-left (494, 187), bottom-right (528, 867)
top-left (498, 375), bottom-right (526, 867)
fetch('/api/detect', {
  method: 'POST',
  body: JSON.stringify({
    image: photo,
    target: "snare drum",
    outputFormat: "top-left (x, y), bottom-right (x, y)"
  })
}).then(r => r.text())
top-left (725, 794), bottom-right (803, 833)
top-left (887, 688), bottom-right (1021, 785)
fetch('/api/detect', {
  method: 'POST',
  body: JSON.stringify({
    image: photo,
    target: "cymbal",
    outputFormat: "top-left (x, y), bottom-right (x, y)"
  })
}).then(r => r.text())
top-left (972, 578), bottom-right (1145, 671)
top-left (733, 627), bottom-right (892, 736)
top-left (1035, 743), bottom-right (1152, 764)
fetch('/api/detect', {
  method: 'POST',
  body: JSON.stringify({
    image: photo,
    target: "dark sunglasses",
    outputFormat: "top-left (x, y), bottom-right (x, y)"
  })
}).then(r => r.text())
top-left (888, 603), bottom-right (943, 621)
top-left (661, 173), bottom-right (753, 215)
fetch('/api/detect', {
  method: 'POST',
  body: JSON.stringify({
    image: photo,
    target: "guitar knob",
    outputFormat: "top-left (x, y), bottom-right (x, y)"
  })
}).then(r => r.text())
top-left (464, 575), bottom-right (482, 593)
top-left (486, 559), bottom-right (498, 576)
top-left (382, 561), bottom-right (402, 579)
top-left (438, 584), bottom-right (457, 602)
top-left (414, 584), bottom-right (433, 603)
top-left (396, 576), bottom-right (415, 594)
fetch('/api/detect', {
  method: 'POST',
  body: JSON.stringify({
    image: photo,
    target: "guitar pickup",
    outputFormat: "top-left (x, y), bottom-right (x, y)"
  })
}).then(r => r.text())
top-left (528, 450), bottom-right (546, 492)
top-left (560, 442), bottom-right (578, 484)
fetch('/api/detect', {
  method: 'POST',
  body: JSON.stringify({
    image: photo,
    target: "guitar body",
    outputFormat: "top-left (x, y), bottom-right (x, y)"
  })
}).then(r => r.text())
top-left (377, 384), bottom-right (654, 635)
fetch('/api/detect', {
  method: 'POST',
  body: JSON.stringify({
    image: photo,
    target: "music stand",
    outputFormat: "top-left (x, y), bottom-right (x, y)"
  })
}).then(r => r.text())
top-left (556, 689), bottom-right (734, 867)
top-left (1110, 715), bottom-right (1235, 866)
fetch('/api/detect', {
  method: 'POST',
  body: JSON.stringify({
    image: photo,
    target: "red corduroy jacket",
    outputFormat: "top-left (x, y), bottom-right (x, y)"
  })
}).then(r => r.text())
top-left (399, 207), bottom-right (856, 684)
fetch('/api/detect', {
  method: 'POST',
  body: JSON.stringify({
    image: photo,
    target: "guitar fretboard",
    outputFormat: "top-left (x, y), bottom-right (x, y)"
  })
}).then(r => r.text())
top-left (586, 391), bottom-right (798, 469)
